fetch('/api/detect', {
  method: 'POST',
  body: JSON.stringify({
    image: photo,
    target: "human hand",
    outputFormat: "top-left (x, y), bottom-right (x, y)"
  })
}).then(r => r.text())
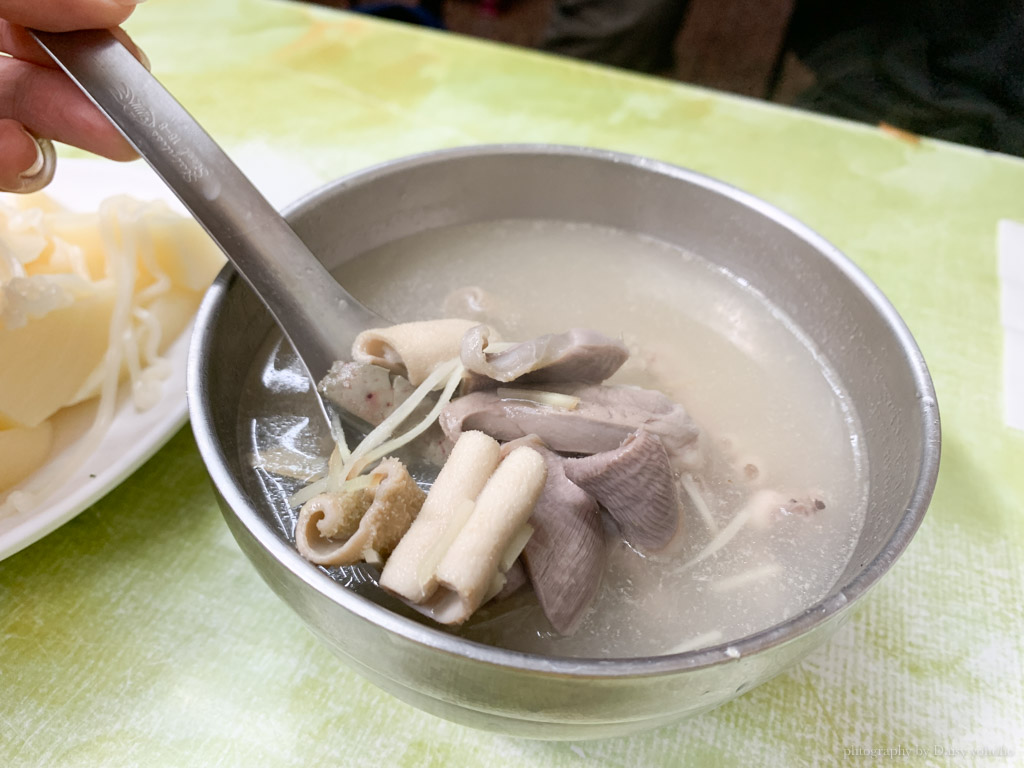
top-left (1, 0), bottom-right (148, 193)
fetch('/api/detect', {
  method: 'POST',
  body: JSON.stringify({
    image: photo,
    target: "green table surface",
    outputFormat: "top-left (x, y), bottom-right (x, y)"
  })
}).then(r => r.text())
top-left (3, 0), bottom-right (1024, 765)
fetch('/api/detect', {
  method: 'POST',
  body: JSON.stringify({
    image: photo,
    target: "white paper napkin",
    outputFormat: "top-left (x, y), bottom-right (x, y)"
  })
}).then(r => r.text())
top-left (998, 219), bottom-right (1024, 430)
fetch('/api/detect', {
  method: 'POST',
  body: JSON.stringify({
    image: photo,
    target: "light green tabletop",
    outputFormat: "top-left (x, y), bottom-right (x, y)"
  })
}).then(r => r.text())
top-left (3, 0), bottom-right (1024, 765)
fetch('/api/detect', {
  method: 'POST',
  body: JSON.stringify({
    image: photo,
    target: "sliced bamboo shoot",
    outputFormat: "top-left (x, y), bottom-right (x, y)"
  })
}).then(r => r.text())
top-left (0, 419), bottom-right (54, 492)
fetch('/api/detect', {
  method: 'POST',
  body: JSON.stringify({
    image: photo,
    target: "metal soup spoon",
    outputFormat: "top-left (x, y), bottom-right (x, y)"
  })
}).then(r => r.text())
top-left (33, 30), bottom-right (449, 608)
top-left (30, 28), bottom-right (386, 395)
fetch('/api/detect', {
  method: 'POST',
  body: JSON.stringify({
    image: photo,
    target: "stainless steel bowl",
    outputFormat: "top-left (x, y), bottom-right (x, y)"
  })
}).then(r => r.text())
top-left (187, 145), bottom-right (940, 740)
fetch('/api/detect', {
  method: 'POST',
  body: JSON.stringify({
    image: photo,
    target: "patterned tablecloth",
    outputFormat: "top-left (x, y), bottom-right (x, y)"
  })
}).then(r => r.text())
top-left (2, 0), bottom-right (1023, 765)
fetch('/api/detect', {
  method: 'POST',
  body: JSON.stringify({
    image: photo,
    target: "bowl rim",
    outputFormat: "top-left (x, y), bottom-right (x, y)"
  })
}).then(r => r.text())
top-left (187, 143), bottom-right (941, 678)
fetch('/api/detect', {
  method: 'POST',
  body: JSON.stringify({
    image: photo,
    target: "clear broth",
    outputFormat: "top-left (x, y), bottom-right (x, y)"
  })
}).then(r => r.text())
top-left (239, 219), bottom-right (868, 658)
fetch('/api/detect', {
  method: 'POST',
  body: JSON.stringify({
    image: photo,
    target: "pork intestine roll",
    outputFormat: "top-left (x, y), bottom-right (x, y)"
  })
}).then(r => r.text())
top-left (353, 319), bottom-right (480, 385)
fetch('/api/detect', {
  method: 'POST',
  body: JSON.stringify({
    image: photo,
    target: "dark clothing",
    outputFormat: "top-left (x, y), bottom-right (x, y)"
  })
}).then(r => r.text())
top-left (790, 0), bottom-right (1024, 156)
top-left (542, 0), bottom-right (689, 74)
top-left (539, 0), bottom-right (1024, 156)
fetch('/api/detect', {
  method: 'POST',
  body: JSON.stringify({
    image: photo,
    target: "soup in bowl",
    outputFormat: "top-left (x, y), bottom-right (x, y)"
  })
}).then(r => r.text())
top-left (187, 145), bottom-right (939, 739)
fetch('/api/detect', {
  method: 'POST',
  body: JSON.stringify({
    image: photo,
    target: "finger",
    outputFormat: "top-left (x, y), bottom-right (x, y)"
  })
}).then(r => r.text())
top-left (0, 22), bottom-right (151, 71)
top-left (0, 57), bottom-right (136, 161)
top-left (0, 21), bottom-right (53, 67)
top-left (108, 26), bottom-right (151, 70)
top-left (0, 0), bottom-right (143, 34)
top-left (0, 118), bottom-right (54, 193)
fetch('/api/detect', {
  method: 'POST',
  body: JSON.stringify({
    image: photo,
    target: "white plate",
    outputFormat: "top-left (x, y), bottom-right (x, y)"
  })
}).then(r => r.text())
top-left (0, 332), bottom-right (191, 560)
top-left (0, 152), bottom-right (324, 560)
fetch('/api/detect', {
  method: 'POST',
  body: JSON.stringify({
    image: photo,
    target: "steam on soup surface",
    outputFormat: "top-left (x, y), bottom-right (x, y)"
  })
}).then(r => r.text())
top-left (239, 219), bottom-right (867, 658)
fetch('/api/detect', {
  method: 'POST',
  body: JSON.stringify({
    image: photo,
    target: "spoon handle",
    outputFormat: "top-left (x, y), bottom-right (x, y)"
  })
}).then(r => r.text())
top-left (30, 28), bottom-right (382, 382)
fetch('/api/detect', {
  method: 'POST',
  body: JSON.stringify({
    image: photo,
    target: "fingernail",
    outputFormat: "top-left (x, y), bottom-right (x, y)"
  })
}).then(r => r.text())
top-left (12, 132), bottom-right (56, 194)
top-left (135, 46), bottom-right (151, 70)
top-left (18, 136), bottom-right (45, 180)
